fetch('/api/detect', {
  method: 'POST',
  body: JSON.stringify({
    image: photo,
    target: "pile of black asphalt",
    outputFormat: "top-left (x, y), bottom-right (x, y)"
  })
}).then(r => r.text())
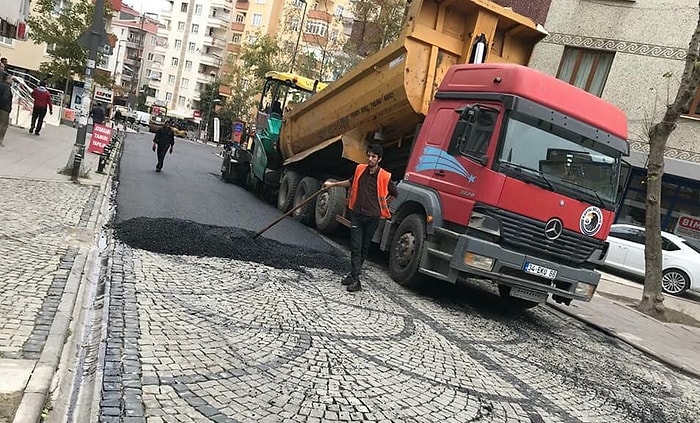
top-left (112, 217), bottom-right (348, 273)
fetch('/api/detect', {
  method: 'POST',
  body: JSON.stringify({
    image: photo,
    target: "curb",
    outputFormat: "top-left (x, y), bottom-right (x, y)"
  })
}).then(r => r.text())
top-left (10, 137), bottom-right (123, 423)
top-left (547, 302), bottom-right (700, 380)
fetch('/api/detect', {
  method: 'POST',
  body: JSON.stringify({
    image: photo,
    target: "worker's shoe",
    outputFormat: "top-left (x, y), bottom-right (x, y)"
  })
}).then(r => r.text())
top-left (341, 274), bottom-right (357, 286)
top-left (346, 280), bottom-right (362, 292)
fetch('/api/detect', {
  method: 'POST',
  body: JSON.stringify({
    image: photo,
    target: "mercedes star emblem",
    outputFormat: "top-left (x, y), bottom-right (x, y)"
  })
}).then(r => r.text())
top-left (544, 218), bottom-right (563, 240)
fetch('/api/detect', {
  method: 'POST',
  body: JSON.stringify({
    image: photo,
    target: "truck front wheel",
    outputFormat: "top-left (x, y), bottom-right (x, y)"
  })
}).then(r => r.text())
top-left (293, 177), bottom-right (321, 226)
top-left (278, 171), bottom-right (302, 212)
top-left (315, 186), bottom-right (346, 233)
top-left (389, 214), bottom-right (426, 287)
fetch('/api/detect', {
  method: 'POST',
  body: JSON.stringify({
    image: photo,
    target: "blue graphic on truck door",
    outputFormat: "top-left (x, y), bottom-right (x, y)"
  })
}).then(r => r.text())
top-left (416, 146), bottom-right (477, 183)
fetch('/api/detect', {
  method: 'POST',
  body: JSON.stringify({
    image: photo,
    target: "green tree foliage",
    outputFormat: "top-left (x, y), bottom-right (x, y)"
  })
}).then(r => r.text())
top-left (240, 33), bottom-right (286, 83)
top-left (219, 63), bottom-right (257, 123)
top-left (27, 0), bottom-right (113, 95)
top-left (348, 0), bottom-right (408, 57)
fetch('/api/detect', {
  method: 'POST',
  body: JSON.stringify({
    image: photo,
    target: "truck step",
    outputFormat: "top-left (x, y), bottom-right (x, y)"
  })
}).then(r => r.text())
top-left (419, 267), bottom-right (452, 282)
top-left (427, 247), bottom-right (452, 261)
top-left (434, 227), bottom-right (462, 239)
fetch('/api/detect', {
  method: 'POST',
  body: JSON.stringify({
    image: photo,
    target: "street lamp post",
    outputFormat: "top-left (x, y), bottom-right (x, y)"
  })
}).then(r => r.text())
top-left (205, 97), bottom-right (222, 144)
top-left (289, 0), bottom-right (307, 73)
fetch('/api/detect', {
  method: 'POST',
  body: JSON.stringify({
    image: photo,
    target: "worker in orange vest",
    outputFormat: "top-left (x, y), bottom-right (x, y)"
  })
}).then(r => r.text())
top-left (323, 143), bottom-right (397, 292)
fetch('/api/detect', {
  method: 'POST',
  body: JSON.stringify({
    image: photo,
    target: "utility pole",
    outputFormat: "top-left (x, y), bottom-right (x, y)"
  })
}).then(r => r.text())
top-left (289, 0), bottom-right (308, 73)
top-left (71, 0), bottom-right (108, 182)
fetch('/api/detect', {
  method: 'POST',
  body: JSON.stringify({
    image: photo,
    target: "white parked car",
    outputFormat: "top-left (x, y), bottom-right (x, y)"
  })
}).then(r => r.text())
top-left (603, 224), bottom-right (700, 295)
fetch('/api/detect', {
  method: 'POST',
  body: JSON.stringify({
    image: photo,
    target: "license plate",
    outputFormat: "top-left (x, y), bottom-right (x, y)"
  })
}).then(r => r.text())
top-left (523, 262), bottom-right (557, 280)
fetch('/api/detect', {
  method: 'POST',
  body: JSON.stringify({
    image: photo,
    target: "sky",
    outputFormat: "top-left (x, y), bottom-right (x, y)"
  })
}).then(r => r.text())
top-left (133, 0), bottom-right (171, 15)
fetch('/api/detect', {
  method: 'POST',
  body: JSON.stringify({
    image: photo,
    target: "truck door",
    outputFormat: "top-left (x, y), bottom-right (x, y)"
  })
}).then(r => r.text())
top-left (428, 104), bottom-right (500, 226)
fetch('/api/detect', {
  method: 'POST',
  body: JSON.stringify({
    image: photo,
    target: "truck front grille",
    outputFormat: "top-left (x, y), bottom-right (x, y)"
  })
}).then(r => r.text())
top-left (488, 209), bottom-right (605, 266)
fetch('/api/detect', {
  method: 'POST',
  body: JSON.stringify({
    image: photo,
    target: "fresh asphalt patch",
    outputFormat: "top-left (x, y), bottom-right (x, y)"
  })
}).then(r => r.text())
top-left (112, 217), bottom-right (348, 273)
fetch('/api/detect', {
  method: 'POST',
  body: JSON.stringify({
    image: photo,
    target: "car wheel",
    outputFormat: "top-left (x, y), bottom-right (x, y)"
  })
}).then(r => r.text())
top-left (661, 269), bottom-right (690, 295)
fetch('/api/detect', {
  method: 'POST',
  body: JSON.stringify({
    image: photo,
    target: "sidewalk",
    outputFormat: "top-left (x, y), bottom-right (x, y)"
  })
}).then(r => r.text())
top-left (0, 124), bottom-right (117, 423)
top-left (549, 272), bottom-right (700, 378)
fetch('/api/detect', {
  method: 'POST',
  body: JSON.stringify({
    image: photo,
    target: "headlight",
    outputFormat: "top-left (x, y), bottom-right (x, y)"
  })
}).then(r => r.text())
top-left (464, 252), bottom-right (494, 271)
top-left (468, 212), bottom-right (501, 237)
top-left (575, 282), bottom-right (596, 298)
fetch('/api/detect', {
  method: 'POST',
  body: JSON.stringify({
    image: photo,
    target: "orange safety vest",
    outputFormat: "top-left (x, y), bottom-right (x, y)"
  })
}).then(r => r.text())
top-left (347, 164), bottom-right (392, 219)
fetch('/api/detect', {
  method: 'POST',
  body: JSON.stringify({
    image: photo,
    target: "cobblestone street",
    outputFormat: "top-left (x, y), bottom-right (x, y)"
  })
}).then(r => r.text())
top-left (0, 179), bottom-right (97, 360)
top-left (100, 239), bottom-right (700, 423)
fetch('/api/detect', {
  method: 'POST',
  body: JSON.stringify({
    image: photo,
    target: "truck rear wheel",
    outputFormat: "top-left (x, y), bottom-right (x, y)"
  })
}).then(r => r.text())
top-left (277, 171), bottom-right (302, 212)
top-left (497, 285), bottom-right (539, 309)
top-left (293, 177), bottom-right (321, 226)
top-left (389, 214), bottom-right (426, 287)
top-left (315, 186), bottom-right (346, 233)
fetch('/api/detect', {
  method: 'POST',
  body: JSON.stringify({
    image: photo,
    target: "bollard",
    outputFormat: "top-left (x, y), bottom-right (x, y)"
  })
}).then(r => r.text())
top-left (71, 152), bottom-right (83, 181)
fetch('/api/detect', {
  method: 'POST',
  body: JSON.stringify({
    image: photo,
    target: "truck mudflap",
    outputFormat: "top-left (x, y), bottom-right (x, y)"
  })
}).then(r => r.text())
top-left (421, 227), bottom-right (600, 302)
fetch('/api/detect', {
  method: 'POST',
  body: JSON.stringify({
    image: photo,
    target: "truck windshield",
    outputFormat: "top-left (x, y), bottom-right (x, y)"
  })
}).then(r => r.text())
top-left (498, 111), bottom-right (621, 210)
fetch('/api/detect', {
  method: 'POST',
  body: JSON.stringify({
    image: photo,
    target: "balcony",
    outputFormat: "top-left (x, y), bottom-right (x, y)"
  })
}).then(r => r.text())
top-left (125, 39), bottom-right (144, 50)
top-left (230, 22), bottom-right (245, 32)
top-left (235, 0), bottom-right (248, 10)
top-left (196, 73), bottom-right (216, 84)
top-left (303, 33), bottom-right (327, 45)
top-left (227, 43), bottom-right (241, 54)
top-left (200, 54), bottom-right (222, 67)
top-left (123, 56), bottom-right (142, 67)
top-left (204, 36), bottom-right (227, 49)
top-left (308, 9), bottom-right (332, 23)
top-left (211, 0), bottom-right (233, 8)
top-left (207, 15), bottom-right (230, 29)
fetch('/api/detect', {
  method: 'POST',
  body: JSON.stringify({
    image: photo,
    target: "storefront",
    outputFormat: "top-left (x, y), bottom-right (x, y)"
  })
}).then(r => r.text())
top-left (615, 151), bottom-right (700, 236)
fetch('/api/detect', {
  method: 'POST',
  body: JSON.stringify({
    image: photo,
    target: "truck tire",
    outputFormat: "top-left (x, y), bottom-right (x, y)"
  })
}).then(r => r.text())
top-left (497, 285), bottom-right (539, 309)
top-left (277, 171), bottom-right (302, 212)
top-left (315, 186), bottom-right (346, 233)
top-left (292, 177), bottom-right (321, 226)
top-left (389, 214), bottom-right (426, 287)
top-left (234, 164), bottom-right (248, 186)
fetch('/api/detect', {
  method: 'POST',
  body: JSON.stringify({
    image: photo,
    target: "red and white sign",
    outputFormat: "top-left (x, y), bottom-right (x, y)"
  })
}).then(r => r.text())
top-left (675, 214), bottom-right (700, 240)
top-left (88, 124), bottom-right (113, 154)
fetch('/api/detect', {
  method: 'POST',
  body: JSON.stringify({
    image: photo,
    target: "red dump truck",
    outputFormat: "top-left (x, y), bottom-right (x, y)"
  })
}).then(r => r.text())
top-left (229, 0), bottom-right (629, 307)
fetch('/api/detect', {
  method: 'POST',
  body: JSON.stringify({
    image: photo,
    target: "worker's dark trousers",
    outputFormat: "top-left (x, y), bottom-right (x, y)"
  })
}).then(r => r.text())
top-left (156, 146), bottom-right (169, 170)
top-left (350, 213), bottom-right (380, 279)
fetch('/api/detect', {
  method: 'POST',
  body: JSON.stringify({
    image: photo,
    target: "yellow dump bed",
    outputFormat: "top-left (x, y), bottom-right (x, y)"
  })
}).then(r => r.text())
top-left (280, 0), bottom-right (547, 165)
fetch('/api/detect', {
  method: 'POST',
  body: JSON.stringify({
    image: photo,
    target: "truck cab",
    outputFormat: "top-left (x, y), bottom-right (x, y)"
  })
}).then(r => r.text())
top-left (383, 64), bottom-right (629, 307)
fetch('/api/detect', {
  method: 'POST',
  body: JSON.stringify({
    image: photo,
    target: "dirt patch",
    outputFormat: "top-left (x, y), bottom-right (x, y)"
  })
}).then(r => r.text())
top-left (112, 217), bottom-right (348, 274)
top-left (0, 392), bottom-right (21, 422)
top-left (598, 292), bottom-right (700, 327)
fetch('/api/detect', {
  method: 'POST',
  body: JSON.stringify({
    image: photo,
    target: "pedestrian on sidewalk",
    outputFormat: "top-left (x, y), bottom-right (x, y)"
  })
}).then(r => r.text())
top-left (90, 102), bottom-right (106, 125)
top-left (0, 72), bottom-right (12, 147)
top-left (29, 81), bottom-right (54, 136)
top-left (152, 120), bottom-right (174, 172)
top-left (0, 57), bottom-right (7, 72)
top-left (322, 142), bottom-right (397, 292)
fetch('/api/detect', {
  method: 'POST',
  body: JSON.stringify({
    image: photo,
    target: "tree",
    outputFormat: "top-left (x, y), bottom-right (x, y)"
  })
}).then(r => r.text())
top-left (347, 0), bottom-right (408, 57)
top-left (637, 6), bottom-right (700, 317)
top-left (240, 33), bottom-right (286, 83)
top-left (27, 0), bottom-right (113, 105)
top-left (199, 81), bottom-right (222, 141)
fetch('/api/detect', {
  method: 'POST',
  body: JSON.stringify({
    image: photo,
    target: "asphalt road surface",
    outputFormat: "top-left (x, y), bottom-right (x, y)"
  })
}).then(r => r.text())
top-left (98, 134), bottom-right (700, 423)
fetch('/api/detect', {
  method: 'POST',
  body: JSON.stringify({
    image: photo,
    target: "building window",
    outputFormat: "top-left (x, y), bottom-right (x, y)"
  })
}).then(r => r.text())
top-left (236, 13), bottom-right (245, 23)
top-left (247, 35), bottom-right (258, 44)
top-left (188, 42), bottom-right (196, 52)
top-left (180, 2), bottom-right (188, 12)
top-left (191, 24), bottom-right (199, 33)
top-left (178, 96), bottom-right (186, 106)
top-left (289, 18), bottom-right (299, 32)
top-left (174, 39), bottom-right (182, 49)
top-left (177, 21), bottom-right (185, 31)
top-left (256, 0), bottom-right (265, 3)
top-left (335, 5), bottom-right (344, 18)
top-left (182, 78), bottom-right (189, 88)
top-left (252, 13), bottom-right (263, 27)
top-left (171, 57), bottom-right (179, 66)
top-left (165, 92), bottom-right (173, 101)
top-left (0, 36), bottom-right (14, 46)
top-left (195, 4), bottom-right (203, 15)
top-left (151, 36), bottom-right (156, 45)
top-left (305, 20), bottom-right (327, 36)
top-left (231, 33), bottom-right (242, 44)
top-left (556, 47), bottom-right (614, 97)
top-left (147, 52), bottom-right (154, 61)
top-left (185, 60), bottom-right (193, 70)
top-left (168, 75), bottom-right (176, 84)
top-left (329, 29), bottom-right (338, 41)
top-left (292, 0), bottom-right (304, 7)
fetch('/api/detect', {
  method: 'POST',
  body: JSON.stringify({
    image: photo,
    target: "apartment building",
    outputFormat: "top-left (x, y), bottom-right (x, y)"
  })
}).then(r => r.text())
top-left (106, 4), bottom-right (160, 107)
top-left (147, 0), bottom-right (232, 119)
top-left (525, 0), bottom-right (700, 236)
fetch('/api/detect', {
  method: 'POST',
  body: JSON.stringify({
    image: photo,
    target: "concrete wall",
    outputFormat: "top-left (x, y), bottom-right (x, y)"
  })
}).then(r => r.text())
top-left (529, 0), bottom-right (700, 164)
